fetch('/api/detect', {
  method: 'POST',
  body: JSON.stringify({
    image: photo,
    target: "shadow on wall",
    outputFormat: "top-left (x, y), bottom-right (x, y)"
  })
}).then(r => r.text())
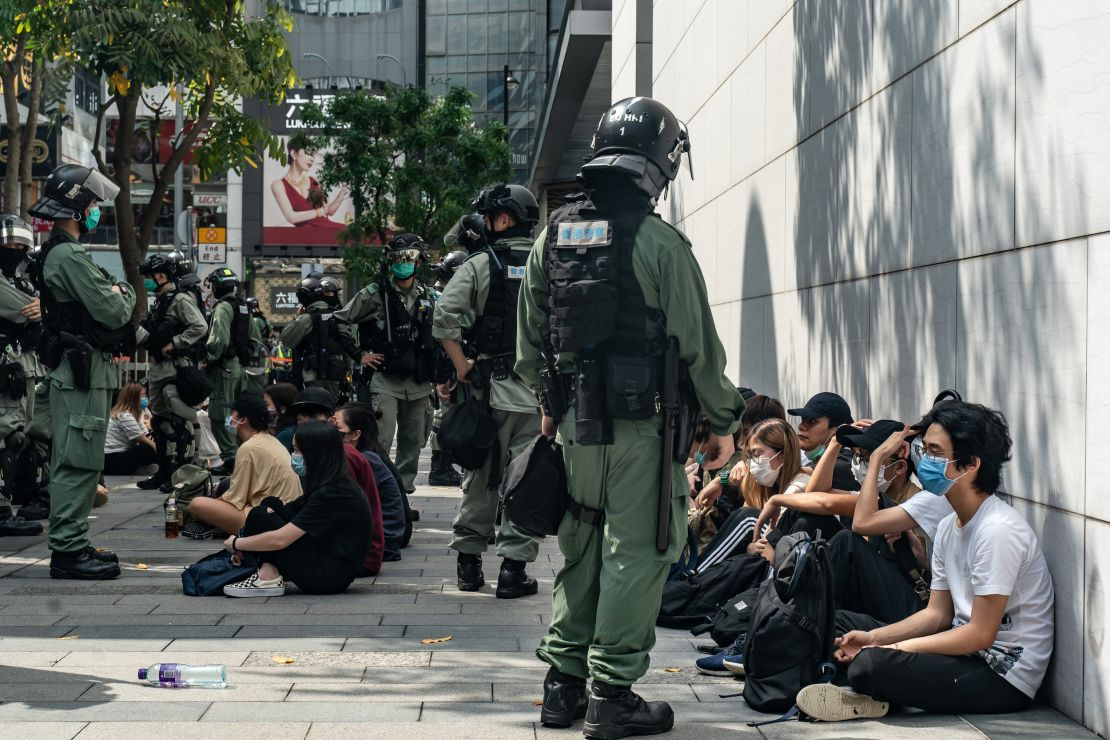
top-left (792, 0), bottom-right (1088, 725)
top-left (738, 197), bottom-right (778, 399)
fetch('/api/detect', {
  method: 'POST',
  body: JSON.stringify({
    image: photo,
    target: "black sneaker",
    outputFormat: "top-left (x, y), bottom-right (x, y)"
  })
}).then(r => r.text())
top-left (583, 680), bottom-right (674, 740)
top-left (182, 519), bottom-right (221, 540)
top-left (136, 475), bottom-right (168, 490)
top-left (495, 558), bottom-right (538, 599)
top-left (456, 553), bottom-right (484, 592)
top-left (540, 667), bottom-right (588, 728)
top-left (50, 549), bottom-right (121, 580)
top-left (0, 512), bottom-right (43, 537)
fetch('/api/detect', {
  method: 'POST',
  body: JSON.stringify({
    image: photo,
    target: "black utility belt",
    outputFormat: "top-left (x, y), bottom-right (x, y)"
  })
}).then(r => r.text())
top-left (477, 355), bottom-right (519, 383)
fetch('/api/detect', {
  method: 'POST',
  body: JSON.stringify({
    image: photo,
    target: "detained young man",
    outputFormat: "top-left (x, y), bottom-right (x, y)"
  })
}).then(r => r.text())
top-left (796, 401), bottom-right (1053, 721)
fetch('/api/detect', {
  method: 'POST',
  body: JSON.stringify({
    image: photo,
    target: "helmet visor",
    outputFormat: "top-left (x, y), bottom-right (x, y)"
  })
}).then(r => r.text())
top-left (390, 248), bottom-right (421, 264)
top-left (84, 170), bottom-right (121, 202)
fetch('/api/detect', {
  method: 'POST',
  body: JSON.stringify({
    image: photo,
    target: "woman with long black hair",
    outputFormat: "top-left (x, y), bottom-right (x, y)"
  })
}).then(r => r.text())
top-left (222, 421), bottom-right (372, 596)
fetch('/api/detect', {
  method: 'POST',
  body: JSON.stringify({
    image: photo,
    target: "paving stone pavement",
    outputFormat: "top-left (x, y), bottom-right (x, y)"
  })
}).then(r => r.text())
top-left (0, 454), bottom-right (1093, 739)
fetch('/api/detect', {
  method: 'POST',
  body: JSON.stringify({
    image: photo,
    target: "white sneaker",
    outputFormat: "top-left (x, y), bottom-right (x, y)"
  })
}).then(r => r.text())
top-left (223, 572), bottom-right (285, 598)
top-left (722, 657), bottom-right (746, 677)
top-left (796, 683), bottom-right (889, 722)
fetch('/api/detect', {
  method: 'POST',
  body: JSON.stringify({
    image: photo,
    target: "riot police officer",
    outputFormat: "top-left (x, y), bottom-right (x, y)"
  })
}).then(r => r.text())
top-left (243, 297), bottom-right (270, 393)
top-left (136, 251), bottom-right (207, 491)
top-left (335, 234), bottom-right (436, 494)
top-left (282, 272), bottom-right (349, 399)
top-left (517, 98), bottom-right (744, 736)
top-left (0, 214), bottom-right (47, 534)
top-left (28, 163), bottom-right (135, 580)
top-left (434, 185), bottom-right (544, 597)
top-left (427, 249), bottom-right (467, 488)
top-left (204, 267), bottom-right (258, 475)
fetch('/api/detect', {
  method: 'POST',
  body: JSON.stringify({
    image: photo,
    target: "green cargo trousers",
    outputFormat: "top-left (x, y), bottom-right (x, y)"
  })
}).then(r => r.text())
top-left (449, 407), bottom-right (542, 563)
top-left (47, 382), bottom-right (112, 553)
top-left (207, 362), bottom-right (243, 463)
top-left (536, 412), bottom-right (687, 685)
top-left (372, 392), bottom-right (431, 493)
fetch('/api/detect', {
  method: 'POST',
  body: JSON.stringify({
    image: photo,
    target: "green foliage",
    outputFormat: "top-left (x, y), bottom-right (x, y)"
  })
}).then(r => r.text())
top-left (302, 84), bottom-right (511, 284)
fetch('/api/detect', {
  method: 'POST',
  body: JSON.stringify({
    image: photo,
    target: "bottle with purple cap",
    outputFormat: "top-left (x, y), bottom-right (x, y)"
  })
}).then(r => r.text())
top-left (138, 663), bottom-right (227, 688)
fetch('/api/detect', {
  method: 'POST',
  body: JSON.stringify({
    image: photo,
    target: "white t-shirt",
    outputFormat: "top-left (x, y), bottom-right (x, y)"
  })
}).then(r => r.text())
top-left (782, 471), bottom-right (811, 495)
top-left (105, 413), bottom-right (147, 454)
top-left (930, 495), bottom-right (1054, 698)
top-left (899, 491), bottom-right (954, 542)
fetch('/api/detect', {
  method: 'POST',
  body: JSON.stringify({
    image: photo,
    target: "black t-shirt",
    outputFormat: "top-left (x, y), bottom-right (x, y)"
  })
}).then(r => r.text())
top-left (291, 479), bottom-right (373, 565)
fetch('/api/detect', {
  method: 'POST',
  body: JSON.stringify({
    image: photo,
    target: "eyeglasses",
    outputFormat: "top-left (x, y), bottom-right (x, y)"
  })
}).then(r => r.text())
top-left (909, 437), bottom-right (953, 466)
top-left (744, 449), bottom-right (782, 464)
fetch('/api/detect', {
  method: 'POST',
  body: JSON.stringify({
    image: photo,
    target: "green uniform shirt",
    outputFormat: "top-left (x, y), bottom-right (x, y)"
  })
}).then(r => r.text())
top-left (205, 297), bottom-right (251, 368)
top-left (0, 257), bottom-right (45, 377)
top-left (516, 216), bottom-right (744, 436)
top-left (334, 278), bottom-right (434, 401)
top-left (42, 230), bottom-right (136, 390)
top-left (146, 281), bottom-right (208, 384)
top-left (281, 299), bottom-right (330, 383)
top-left (433, 238), bottom-right (536, 414)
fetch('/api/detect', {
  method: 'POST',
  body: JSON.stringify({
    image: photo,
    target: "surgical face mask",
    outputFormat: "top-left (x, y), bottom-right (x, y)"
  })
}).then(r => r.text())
top-left (80, 206), bottom-right (100, 234)
top-left (225, 415), bottom-right (240, 430)
top-left (852, 456), bottom-right (896, 494)
top-left (140, 397), bottom-right (148, 410)
top-left (748, 450), bottom-right (782, 487)
top-left (143, 278), bottom-right (157, 292)
top-left (391, 261), bottom-right (416, 279)
top-left (916, 453), bottom-right (967, 496)
top-left (290, 451), bottom-right (306, 477)
top-left (693, 442), bottom-right (708, 467)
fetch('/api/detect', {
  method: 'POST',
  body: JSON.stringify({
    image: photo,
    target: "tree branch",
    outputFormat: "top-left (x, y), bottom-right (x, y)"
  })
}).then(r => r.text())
top-left (91, 95), bottom-right (120, 176)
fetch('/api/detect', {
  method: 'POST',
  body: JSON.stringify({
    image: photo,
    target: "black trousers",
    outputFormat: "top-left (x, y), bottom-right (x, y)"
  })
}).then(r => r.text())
top-left (847, 645), bottom-right (1032, 714)
top-left (103, 443), bottom-right (157, 476)
top-left (828, 530), bottom-right (926, 624)
top-left (768, 508), bottom-right (844, 546)
top-left (243, 496), bottom-right (356, 595)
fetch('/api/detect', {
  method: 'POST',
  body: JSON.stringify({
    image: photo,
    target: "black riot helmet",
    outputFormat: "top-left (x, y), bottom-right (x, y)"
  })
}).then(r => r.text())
top-left (0, 214), bottom-right (34, 249)
top-left (580, 97), bottom-right (692, 200)
top-left (28, 164), bottom-right (120, 221)
top-left (443, 212), bottom-right (486, 252)
top-left (245, 296), bottom-right (261, 314)
top-left (433, 250), bottom-right (467, 284)
top-left (473, 184), bottom-right (540, 226)
top-left (318, 276), bottom-right (341, 306)
top-left (139, 250), bottom-right (191, 281)
top-left (204, 267), bottom-right (239, 298)
top-left (386, 233), bottom-right (428, 264)
top-left (297, 272), bottom-right (342, 307)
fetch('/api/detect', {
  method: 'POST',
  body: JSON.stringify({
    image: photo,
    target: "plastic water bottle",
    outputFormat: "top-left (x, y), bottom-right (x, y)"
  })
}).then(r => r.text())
top-left (138, 663), bottom-right (227, 688)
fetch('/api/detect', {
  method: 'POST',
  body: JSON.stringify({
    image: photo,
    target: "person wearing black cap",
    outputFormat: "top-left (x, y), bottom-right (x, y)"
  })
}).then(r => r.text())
top-left (186, 392), bottom-right (301, 536)
top-left (787, 391), bottom-right (859, 492)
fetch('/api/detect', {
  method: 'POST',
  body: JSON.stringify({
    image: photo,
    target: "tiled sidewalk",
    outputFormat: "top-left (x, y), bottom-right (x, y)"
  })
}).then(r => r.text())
top-left (0, 471), bottom-right (1093, 739)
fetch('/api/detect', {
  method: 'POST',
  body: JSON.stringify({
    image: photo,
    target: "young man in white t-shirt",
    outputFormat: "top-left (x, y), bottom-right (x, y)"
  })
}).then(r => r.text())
top-left (797, 401), bottom-right (1053, 721)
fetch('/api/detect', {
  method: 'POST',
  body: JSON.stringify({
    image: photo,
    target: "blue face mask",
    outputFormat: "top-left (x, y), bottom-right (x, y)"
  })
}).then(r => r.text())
top-left (291, 452), bottom-right (306, 477)
top-left (916, 453), bottom-right (966, 496)
top-left (82, 206), bottom-right (101, 232)
top-left (694, 451), bottom-right (707, 466)
top-left (143, 278), bottom-right (157, 292)
top-left (140, 397), bottom-right (148, 410)
top-left (225, 415), bottom-right (236, 430)
top-left (391, 262), bottom-right (416, 279)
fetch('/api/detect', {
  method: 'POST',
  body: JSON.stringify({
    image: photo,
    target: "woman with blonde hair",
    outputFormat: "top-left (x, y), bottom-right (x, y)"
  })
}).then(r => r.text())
top-left (104, 382), bottom-right (157, 476)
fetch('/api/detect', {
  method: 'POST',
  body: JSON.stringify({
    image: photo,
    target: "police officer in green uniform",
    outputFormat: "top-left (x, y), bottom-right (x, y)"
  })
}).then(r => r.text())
top-left (0, 214), bottom-right (47, 534)
top-left (203, 267), bottom-right (257, 476)
top-left (244, 297), bottom-right (270, 391)
top-left (428, 249), bottom-right (467, 487)
top-left (135, 251), bottom-right (207, 492)
top-left (434, 186), bottom-right (544, 597)
top-left (335, 234), bottom-right (436, 494)
top-left (517, 98), bottom-right (744, 737)
top-left (29, 164), bottom-right (135, 580)
top-left (282, 273), bottom-right (349, 399)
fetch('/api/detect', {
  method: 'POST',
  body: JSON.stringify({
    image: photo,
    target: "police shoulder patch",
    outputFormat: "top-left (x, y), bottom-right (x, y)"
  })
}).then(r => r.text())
top-left (555, 220), bottom-right (611, 248)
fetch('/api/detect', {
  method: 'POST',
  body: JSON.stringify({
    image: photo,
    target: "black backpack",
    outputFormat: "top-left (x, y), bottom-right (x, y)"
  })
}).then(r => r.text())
top-left (501, 435), bottom-right (566, 537)
top-left (437, 397), bottom-right (499, 472)
top-left (656, 552), bottom-right (768, 630)
top-left (691, 585), bottom-right (761, 647)
top-left (742, 531), bottom-right (837, 720)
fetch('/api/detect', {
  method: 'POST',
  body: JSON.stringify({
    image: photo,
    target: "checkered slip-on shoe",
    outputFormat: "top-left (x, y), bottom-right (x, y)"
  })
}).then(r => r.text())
top-left (223, 572), bottom-right (285, 598)
top-left (181, 519), bottom-right (221, 540)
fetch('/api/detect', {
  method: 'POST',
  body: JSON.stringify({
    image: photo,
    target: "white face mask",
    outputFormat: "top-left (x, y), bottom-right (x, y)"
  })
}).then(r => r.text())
top-left (748, 450), bottom-right (782, 487)
top-left (852, 455), bottom-right (896, 494)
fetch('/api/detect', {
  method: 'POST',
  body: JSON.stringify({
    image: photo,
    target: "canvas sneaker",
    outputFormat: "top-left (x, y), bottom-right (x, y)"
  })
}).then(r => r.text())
top-left (796, 683), bottom-right (889, 722)
top-left (721, 656), bottom-right (746, 677)
top-left (694, 634), bottom-right (745, 676)
top-left (223, 572), bottom-right (285, 598)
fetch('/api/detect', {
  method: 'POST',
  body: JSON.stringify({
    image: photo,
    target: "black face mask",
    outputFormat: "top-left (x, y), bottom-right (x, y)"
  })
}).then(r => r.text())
top-left (0, 248), bottom-right (26, 277)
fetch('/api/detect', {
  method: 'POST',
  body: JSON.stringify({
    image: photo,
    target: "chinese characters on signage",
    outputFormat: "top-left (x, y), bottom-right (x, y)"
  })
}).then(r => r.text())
top-left (269, 286), bottom-right (300, 315)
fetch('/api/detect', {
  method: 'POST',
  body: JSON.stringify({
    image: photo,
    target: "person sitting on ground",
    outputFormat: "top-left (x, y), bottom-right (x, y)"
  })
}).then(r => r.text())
top-left (333, 403), bottom-right (408, 561)
top-left (103, 382), bottom-right (158, 476)
top-left (222, 421), bottom-right (374, 597)
top-left (187, 392), bottom-right (301, 535)
top-left (289, 387), bottom-right (385, 576)
top-left (797, 401), bottom-right (1054, 722)
top-left (694, 394), bottom-right (787, 511)
top-left (263, 382), bottom-right (298, 452)
top-left (788, 391), bottom-right (858, 490)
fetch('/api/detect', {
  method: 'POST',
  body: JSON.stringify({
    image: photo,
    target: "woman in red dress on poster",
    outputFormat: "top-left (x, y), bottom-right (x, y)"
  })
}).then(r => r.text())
top-left (269, 136), bottom-right (348, 229)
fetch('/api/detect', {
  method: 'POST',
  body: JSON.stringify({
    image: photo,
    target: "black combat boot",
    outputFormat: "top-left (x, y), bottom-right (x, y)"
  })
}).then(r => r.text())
top-left (583, 680), bottom-right (674, 740)
top-left (540, 666), bottom-right (588, 728)
top-left (136, 473), bottom-right (168, 490)
top-left (427, 451), bottom-right (462, 487)
top-left (18, 492), bottom-right (50, 521)
top-left (456, 553), bottom-right (484, 591)
top-left (210, 459), bottom-right (234, 477)
top-left (50, 549), bottom-right (121, 580)
top-left (84, 545), bottom-right (119, 563)
top-left (0, 507), bottom-right (43, 536)
top-left (495, 558), bottom-right (538, 599)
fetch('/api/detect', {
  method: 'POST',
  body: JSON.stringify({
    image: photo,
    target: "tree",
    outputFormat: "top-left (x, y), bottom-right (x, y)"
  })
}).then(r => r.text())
top-left (302, 84), bottom-right (511, 283)
top-left (68, 0), bottom-right (295, 317)
top-left (0, 1), bottom-right (74, 218)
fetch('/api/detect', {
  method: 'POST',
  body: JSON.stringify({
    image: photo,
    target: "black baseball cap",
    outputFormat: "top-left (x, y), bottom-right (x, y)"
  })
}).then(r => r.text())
top-left (738, 386), bottom-right (758, 401)
top-left (835, 419), bottom-right (909, 451)
top-left (788, 392), bottom-right (853, 426)
top-left (289, 387), bottom-right (336, 417)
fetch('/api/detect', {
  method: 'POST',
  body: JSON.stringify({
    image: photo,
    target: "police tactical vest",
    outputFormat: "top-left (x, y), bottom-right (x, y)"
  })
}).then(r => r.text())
top-left (293, 307), bottom-right (349, 382)
top-left (213, 295), bottom-right (252, 366)
top-left (360, 281), bottom-right (435, 381)
top-left (471, 243), bottom-right (528, 358)
top-left (543, 196), bottom-right (661, 356)
top-left (141, 289), bottom-right (191, 362)
top-left (0, 263), bottom-right (40, 351)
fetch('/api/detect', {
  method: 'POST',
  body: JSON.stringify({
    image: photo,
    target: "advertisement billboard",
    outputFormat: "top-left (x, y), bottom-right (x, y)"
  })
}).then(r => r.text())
top-left (261, 132), bottom-right (353, 247)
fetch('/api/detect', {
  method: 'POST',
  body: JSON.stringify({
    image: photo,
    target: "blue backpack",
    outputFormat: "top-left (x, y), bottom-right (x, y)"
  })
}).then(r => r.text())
top-left (181, 549), bottom-right (257, 596)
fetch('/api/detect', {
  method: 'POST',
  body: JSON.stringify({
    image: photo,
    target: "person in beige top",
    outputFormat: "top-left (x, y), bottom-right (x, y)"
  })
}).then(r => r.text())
top-left (188, 392), bottom-right (301, 535)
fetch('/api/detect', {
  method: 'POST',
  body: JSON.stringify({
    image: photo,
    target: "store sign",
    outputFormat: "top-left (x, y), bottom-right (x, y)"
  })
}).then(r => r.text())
top-left (269, 285), bottom-right (300, 314)
top-left (0, 125), bottom-right (58, 178)
top-left (194, 192), bottom-right (227, 207)
top-left (283, 90), bottom-right (338, 130)
top-left (198, 227), bottom-right (226, 244)
top-left (197, 244), bottom-right (226, 264)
